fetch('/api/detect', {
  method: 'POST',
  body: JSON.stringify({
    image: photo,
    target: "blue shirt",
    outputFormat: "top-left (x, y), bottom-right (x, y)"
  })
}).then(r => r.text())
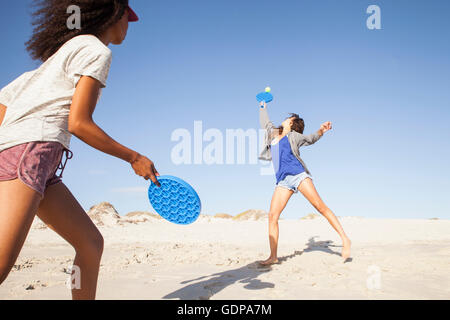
top-left (271, 135), bottom-right (305, 183)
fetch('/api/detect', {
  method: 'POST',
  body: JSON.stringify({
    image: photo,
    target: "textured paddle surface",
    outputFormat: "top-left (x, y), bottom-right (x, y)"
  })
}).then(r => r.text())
top-left (256, 92), bottom-right (273, 103)
top-left (148, 175), bottom-right (201, 225)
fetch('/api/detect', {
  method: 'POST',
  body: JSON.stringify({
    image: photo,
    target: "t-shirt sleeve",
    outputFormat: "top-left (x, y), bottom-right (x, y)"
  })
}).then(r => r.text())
top-left (66, 44), bottom-right (112, 89)
top-left (0, 87), bottom-right (11, 106)
top-left (293, 131), bottom-right (322, 148)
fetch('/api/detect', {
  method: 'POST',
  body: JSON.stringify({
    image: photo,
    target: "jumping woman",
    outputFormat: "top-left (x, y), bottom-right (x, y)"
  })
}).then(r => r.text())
top-left (0, 0), bottom-right (160, 299)
top-left (258, 101), bottom-right (351, 265)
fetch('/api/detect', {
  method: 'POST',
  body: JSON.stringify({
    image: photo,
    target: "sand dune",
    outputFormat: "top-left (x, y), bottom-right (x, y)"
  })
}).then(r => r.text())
top-left (213, 213), bottom-right (233, 219)
top-left (3, 203), bottom-right (450, 300)
top-left (232, 209), bottom-right (268, 221)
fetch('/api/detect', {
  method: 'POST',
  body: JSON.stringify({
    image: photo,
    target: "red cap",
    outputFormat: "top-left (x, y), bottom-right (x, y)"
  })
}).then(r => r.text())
top-left (127, 6), bottom-right (139, 22)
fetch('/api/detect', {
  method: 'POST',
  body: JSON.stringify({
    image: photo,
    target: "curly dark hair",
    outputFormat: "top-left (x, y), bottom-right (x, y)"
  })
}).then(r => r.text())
top-left (289, 113), bottom-right (305, 134)
top-left (26, 0), bottom-right (129, 62)
top-left (278, 113), bottom-right (305, 135)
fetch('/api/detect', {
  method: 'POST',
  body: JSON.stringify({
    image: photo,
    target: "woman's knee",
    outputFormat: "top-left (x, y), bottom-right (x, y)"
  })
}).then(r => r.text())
top-left (268, 211), bottom-right (280, 223)
top-left (74, 230), bottom-right (104, 259)
top-left (315, 203), bottom-right (330, 215)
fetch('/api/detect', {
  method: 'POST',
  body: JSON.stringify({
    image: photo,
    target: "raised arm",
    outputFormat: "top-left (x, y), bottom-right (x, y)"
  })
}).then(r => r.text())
top-left (68, 75), bottom-right (160, 186)
top-left (259, 101), bottom-right (275, 131)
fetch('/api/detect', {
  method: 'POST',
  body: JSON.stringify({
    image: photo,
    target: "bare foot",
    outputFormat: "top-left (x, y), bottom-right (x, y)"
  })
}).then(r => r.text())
top-left (258, 257), bottom-right (279, 266)
top-left (342, 237), bottom-right (351, 261)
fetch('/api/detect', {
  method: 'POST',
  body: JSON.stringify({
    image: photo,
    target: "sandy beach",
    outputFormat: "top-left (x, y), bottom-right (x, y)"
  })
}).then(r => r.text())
top-left (0, 203), bottom-right (449, 300)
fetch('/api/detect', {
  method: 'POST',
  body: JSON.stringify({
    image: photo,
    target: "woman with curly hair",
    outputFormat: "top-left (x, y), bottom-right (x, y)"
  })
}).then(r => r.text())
top-left (0, 0), bottom-right (159, 299)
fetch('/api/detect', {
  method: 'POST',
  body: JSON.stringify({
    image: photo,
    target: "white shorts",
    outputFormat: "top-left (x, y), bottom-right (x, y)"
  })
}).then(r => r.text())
top-left (276, 172), bottom-right (312, 193)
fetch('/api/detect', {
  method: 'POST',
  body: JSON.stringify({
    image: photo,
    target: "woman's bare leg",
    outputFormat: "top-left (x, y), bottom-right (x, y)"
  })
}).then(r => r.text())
top-left (37, 182), bottom-right (104, 300)
top-left (260, 186), bottom-right (294, 266)
top-left (297, 178), bottom-right (351, 260)
top-left (0, 179), bottom-right (42, 284)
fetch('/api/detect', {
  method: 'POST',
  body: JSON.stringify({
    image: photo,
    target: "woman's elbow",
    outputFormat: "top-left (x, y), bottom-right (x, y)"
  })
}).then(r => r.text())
top-left (68, 120), bottom-right (84, 135)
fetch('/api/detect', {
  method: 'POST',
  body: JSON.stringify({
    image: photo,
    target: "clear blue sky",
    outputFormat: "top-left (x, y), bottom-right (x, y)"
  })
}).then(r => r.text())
top-left (1, 0), bottom-right (449, 219)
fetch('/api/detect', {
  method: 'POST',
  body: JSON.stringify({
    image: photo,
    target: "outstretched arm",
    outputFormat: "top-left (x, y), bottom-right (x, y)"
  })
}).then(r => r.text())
top-left (296, 121), bottom-right (332, 147)
top-left (68, 75), bottom-right (161, 186)
top-left (259, 101), bottom-right (275, 131)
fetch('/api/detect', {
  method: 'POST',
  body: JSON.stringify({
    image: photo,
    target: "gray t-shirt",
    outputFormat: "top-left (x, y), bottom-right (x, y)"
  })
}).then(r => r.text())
top-left (0, 34), bottom-right (112, 152)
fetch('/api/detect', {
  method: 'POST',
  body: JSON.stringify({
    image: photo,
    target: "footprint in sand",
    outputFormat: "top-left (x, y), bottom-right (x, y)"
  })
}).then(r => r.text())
top-left (24, 280), bottom-right (48, 291)
top-left (12, 260), bottom-right (35, 271)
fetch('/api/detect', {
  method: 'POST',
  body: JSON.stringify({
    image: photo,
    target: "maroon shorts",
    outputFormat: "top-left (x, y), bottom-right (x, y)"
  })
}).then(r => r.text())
top-left (0, 141), bottom-right (73, 198)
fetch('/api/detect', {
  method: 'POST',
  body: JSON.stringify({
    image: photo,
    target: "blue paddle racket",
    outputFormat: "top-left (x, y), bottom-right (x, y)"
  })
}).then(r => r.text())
top-left (256, 87), bottom-right (273, 106)
top-left (148, 175), bottom-right (201, 225)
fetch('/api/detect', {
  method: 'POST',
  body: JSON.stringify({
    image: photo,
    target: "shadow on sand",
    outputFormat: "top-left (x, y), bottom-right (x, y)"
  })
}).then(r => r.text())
top-left (163, 237), bottom-right (351, 300)
top-left (162, 251), bottom-right (302, 300)
top-left (305, 236), bottom-right (353, 263)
